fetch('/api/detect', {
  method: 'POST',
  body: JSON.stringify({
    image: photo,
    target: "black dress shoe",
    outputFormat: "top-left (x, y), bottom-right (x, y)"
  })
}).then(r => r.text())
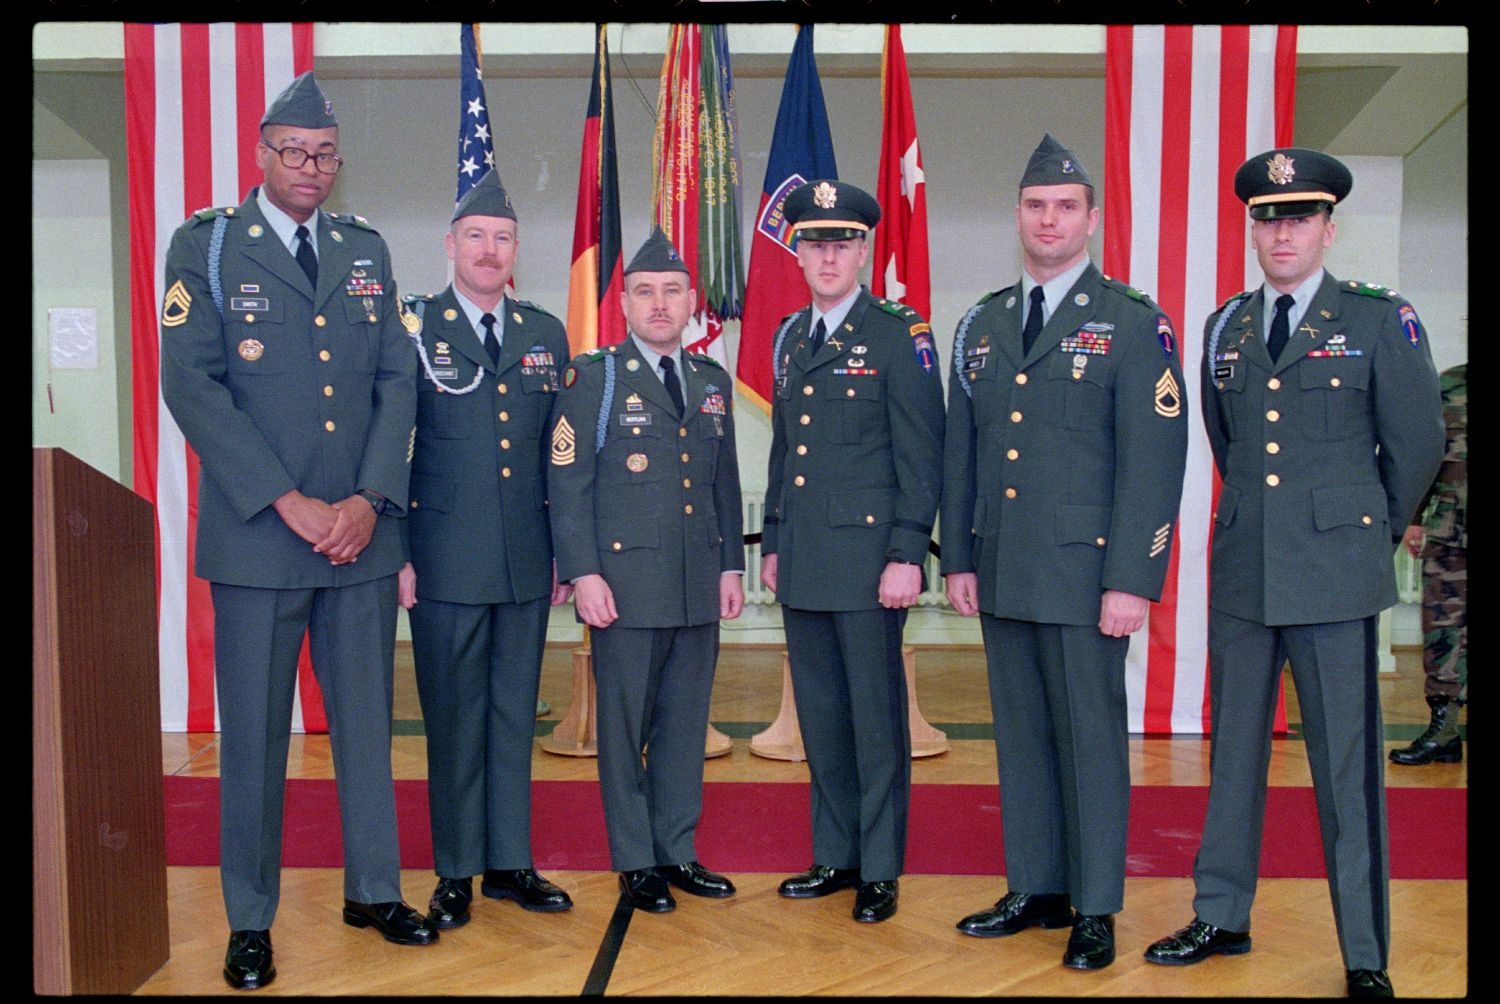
top-left (1347, 969), bottom-right (1394, 998)
top-left (956, 891), bottom-right (1073, 938)
top-left (427, 876), bottom-right (473, 929)
top-left (223, 929), bottom-right (275, 990)
top-left (1143, 918), bottom-right (1251, 965)
top-left (778, 864), bottom-right (861, 899)
top-left (481, 868), bottom-right (573, 912)
top-left (662, 861), bottom-right (736, 898)
top-left (342, 900), bottom-right (440, 945)
top-left (619, 869), bottom-right (676, 913)
top-left (853, 880), bottom-right (898, 923)
top-left (1063, 914), bottom-right (1115, 970)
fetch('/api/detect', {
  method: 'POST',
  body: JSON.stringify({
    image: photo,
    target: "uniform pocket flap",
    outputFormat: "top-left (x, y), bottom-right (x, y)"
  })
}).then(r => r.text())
top-left (1312, 484), bottom-right (1388, 531)
top-left (1299, 355), bottom-right (1370, 391)
top-left (410, 478), bottom-right (454, 514)
top-left (1055, 503), bottom-right (1111, 546)
top-left (829, 490), bottom-right (894, 528)
top-left (824, 377), bottom-right (884, 400)
top-left (599, 520), bottom-right (660, 552)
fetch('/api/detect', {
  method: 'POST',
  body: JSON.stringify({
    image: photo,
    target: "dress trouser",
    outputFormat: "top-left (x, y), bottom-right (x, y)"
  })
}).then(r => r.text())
top-left (1193, 610), bottom-right (1389, 971)
top-left (979, 615), bottom-right (1130, 916)
top-left (411, 594), bottom-right (549, 877)
top-left (782, 606), bottom-right (910, 883)
top-left (591, 622), bottom-right (718, 872)
top-left (212, 576), bottom-right (403, 930)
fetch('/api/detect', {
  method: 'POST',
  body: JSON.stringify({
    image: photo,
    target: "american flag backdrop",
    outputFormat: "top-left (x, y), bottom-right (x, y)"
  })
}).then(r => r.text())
top-left (456, 24), bottom-right (497, 204)
top-left (125, 23), bottom-right (325, 732)
top-left (1104, 24), bottom-right (1297, 734)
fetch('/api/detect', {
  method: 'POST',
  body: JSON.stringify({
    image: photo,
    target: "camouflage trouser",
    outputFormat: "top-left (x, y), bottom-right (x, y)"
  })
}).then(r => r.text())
top-left (1421, 541), bottom-right (1466, 702)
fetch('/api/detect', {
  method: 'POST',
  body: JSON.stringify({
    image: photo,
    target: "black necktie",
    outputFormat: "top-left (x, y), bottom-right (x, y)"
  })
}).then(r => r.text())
top-left (1021, 285), bottom-right (1045, 356)
top-left (660, 355), bottom-right (685, 418)
top-left (809, 317), bottom-right (827, 356)
top-left (480, 312), bottom-right (500, 368)
top-left (293, 224), bottom-right (318, 287)
top-left (1268, 293), bottom-right (1295, 363)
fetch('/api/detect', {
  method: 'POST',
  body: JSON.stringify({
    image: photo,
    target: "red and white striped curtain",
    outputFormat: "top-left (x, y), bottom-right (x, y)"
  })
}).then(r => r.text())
top-left (124, 23), bottom-right (328, 732)
top-left (1105, 25), bottom-right (1297, 734)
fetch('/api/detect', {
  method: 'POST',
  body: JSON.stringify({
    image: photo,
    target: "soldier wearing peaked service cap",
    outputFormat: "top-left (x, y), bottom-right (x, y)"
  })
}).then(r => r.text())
top-left (548, 226), bottom-right (745, 914)
top-left (763, 180), bottom-right (945, 926)
top-left (159, 69), bottom-right (431, 990)
top-left (398, 166), bottom-right (575, 935)
top-left (943, 134), bottom-right (1187, 970)
top-left (1144, 146), bottom-right (1443, 1000)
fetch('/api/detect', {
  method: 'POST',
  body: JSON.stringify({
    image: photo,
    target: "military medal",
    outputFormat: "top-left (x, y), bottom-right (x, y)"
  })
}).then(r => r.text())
top-left (627, 453), bottom-right (649, 473)
top-left (238, 338), bottom-right (264, 361)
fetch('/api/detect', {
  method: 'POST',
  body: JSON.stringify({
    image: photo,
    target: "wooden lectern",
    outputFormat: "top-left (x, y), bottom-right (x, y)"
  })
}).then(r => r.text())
top-left (33, 448), bottom-right (169, 994)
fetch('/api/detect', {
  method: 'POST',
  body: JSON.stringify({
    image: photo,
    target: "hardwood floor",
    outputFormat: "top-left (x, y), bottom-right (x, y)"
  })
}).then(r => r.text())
top-left (146, 643), bottom-right (1466, 996)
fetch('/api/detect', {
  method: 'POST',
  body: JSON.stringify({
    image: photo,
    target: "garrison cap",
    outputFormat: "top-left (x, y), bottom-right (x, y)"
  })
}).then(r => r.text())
top-left (452, 169), bottom-right (517, 223)
top-left (1235, 147), bottom-right (1353, 220)
top-left (260, 71), bottom-right (337, 130)
top-left (624, 227), bottom-right (690, 276)
top-left (1020, 133), bottom-right (1093, 190)
top-left (782, 180), bottom-right (881, 242)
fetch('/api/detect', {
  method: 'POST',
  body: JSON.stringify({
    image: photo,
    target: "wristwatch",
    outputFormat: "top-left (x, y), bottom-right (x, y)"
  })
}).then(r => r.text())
top-left (356, 488), bottom-right (388, 515)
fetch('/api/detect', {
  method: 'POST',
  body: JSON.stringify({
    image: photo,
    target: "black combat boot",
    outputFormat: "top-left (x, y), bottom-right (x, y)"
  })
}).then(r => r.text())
top-left (1389, 695), bottom-right (1463, 765)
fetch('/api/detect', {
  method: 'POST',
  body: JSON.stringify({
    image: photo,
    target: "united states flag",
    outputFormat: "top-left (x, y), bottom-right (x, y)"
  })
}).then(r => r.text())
top-left (456, 24), bottom-right (496, 204)
top-left (1104, 24), bottom-right (1297, 734)
top-left (125, 23), bottom-right (325, 732)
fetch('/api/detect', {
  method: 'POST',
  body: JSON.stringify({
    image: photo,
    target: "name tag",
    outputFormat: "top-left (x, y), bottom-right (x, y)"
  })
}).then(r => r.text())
top-left (230, 297), bottom-right (269, 312)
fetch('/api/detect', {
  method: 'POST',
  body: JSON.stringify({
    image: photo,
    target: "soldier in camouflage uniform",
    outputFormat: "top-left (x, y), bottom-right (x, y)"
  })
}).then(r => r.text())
top-left (1391, 362), bottom-right (1466, 765)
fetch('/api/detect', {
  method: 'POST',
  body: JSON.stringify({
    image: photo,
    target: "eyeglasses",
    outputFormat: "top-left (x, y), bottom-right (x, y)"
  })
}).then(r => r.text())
top-left (261, 141), bottom-right (343, 175)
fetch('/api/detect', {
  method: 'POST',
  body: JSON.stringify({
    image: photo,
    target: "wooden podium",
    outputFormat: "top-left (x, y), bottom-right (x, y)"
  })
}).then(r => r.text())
top-left (750, 647), bottom-right (948, 761)
top-left (33, 448), bottom-right (169, 994)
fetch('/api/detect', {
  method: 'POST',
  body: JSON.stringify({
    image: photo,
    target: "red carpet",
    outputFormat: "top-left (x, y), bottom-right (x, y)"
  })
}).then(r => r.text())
top-left (164, 777), bottom-right (1464, 879)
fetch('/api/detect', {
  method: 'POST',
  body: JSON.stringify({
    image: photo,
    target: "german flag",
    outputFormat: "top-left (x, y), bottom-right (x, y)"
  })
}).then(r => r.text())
top-left (566, 23), bottom-right (626, 356)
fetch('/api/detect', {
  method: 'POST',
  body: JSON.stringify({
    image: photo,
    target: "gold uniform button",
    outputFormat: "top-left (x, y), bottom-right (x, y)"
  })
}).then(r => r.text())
top-left (497, 383), bottom-right (508, 394)
top-left (411, 500), bottom-right (419, 509)
top-left (502, 467), bottom-right (511, 478)
top-left (1096, 537), bottom-right (1107, 546)
top-left (1362, 515), bottom-right (1373, 525)
top-left (1330, 377), bottom-right (1341, 388)
top-left (682, 478), bottom-right (692, 488)
top-left (1010, 411), bottom-right (1023, 423)
top-left (681, 452), bottom-right (690, 462)
top-left (803, 385), bottom-right (814, 396)
top-left (1266, 442), bottom-right (1280, 454)
top-left (846, 388), bottom-right (856, 398)
top-left (800, 415), bottom-right (811, 426)
top-left (794, 475), bottom-right (806, 487)
top-left (319, 350), bottom-right (331, 362)
top-left (499, 411), bottom-right (509, 422)
top-left (679, 428), bottom-right (689, 438)
top-left (865, 515), bottom-right (875, 525)
top-left (684, 504), bottom-right (694, 515)
top-left (367, 313), bottom-right (378, 324)
top-left (500, 439), bottom-right (511, 449)
top-left (314, 315), bottom-right (327, 328)
top-left (1006, 448), bottom-right (1019, 461)
top-left (633, 428), bottom-right (642, 436)
top-left (612, 542), bottom-right (622, 551)
top-left (796, 445), bottom-right (808, 456)
top-left (1004, 487), bottom-right (1017, 499)
top-left (323, 385), bottom-right (333, 397)
top-left (244, 313), bottom-right (256, 324)
top-left (1015, 373), bottom-right (1028, 385)
top-left (1266, 474), bottom-right (1280, 487)
top-left (1267, 377), bottom-right (1282, 390)
top-left (324, 420), bottom-right (336, 432)
top-left (1217, 381), bottom-right (1225, 390)
top-left (1266, 410), bottom-right (1280, 422)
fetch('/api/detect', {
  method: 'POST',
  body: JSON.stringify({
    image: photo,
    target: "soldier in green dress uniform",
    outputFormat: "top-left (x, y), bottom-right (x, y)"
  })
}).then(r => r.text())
top-left (397, 169), bottom-right (575, 930)
top-left (159, 72), bottom-right (435, 992)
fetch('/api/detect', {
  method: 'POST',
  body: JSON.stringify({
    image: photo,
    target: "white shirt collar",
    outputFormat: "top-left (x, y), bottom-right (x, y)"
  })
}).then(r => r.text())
top-left (452, 287), bottom-right (505, 345)
top-left (255, 186), bottom-right (319, 258)
top-left (1260, 269), bottom-right (1325, 340)
top-left (629, 332), bottom-right (685, 385)
top-left (809, 285), bottom-right (863, 340)
top-left (1022, 256), bottom-right (1091, 328)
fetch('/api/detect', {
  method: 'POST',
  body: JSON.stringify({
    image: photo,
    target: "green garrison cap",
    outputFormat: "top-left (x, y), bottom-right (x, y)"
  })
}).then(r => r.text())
top-left (452, 169), bottom-right (517, 223)
top-left (260, 71), bottom-right (337, 129)
top-left (1020, 133), bottom-right (1093, 189)
top-left (1235, 147), bottom-right (1353, 220)
top-left (624, 227), bottom-right (690, 275)
top-left (782, 179), bottom-right (880, 242)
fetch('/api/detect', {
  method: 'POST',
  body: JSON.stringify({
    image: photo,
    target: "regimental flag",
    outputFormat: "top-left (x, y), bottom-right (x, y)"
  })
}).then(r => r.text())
top-left (871, 24), bottom-right (931, 324)
top-left (652, 24), bottom-right (745, 369)
top-left (124, 23), bottom-right (327, 732)
top-left (566, 24), bottom-right (626, 356)
top-left (1105, 24), bottom-right (1297, 735)
top-left (456, 24), bottom-right (496, 204)
top-left (735, 25), bottom-right (837, 413)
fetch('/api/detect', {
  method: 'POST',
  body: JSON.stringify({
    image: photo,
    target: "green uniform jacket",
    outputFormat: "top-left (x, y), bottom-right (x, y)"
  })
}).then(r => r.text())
top-left (762, 290), bottom-right (945, 611)
top-left (1201, 272), bottom-right (1444, 625)
top-left (401, 287), bottom-right (571, 604)
top-left (159, 189), bottom-right (415, 588)
top-left (941, 265), bottom-right (1188, 624)
top-left (548, 339), bottom-right (744, 628)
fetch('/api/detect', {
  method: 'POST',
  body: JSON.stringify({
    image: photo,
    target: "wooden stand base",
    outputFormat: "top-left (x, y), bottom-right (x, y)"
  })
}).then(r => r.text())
top-left (749, 647), bottom-right (948, 761)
